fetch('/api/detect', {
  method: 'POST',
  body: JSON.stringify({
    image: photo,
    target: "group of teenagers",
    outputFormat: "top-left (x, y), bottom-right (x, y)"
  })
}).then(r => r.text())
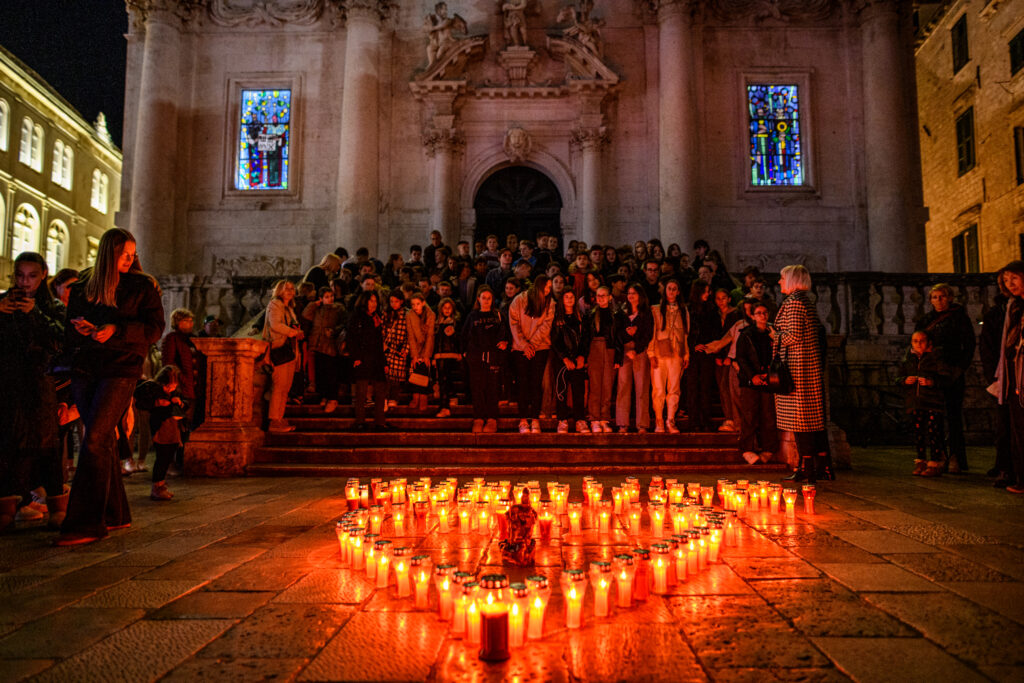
top-left (260, 232), bottom-right (829, 481)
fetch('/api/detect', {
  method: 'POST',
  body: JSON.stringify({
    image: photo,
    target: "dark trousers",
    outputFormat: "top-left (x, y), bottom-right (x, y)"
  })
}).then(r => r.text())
top-left (993, 401), bottom-right (1014, 478)
top-left (945, 375), bottom-right (967, 469)
top-left (738, 388), bottom-right (779, 454)
top-left (911, 409), bottom-right (946, 462)
top-left (153, 442), bottom-right (176, 482)
top-left (513, 350), bottom-right (550, 419)
top-left (467, 361), bottom-right (500, 420)
top-left (793, 430), bottom-right (830, 483)
top-left (686, 352), bottom-right (716, 431)
top-left (354, 379), bottom-right (387, 426)
top-left (1008, 369), bottom-right (1024, 486)
top-left (62, 377), bottom-right (136, 537)
top-left (556, 366), bottom-right (587, 421)
top-left (436, 359), bottom-right (458, 407)
top-left (314, 352), bottom-right (340, 400)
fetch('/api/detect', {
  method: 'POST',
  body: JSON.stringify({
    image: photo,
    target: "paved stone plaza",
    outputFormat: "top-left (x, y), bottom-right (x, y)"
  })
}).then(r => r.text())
top-left (0, 447), bottom-right (1022, 682)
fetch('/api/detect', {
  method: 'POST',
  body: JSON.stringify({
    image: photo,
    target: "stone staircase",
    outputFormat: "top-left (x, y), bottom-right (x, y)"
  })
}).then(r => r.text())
top-left (249, 404), bottom-right (781, 477)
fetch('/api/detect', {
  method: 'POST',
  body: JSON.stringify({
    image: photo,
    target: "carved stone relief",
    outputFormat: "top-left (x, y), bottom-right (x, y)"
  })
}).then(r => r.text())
top-left (206, 0), bottom-right (336, 27)
top-left (424, 3), bottom-right (469, 66)
top-left (707, 0), bottom-right (839, 23)
top-left (212, 254), bottom-right (303, 279)
top-left (503, 126), bottom-right (532, 162)
top-left (556, 0), bottom-right (604, 59)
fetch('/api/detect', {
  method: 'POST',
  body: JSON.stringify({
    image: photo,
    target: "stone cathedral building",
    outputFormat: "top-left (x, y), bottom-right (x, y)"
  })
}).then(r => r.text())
top-left (121, 0), bottom-right (927, 281)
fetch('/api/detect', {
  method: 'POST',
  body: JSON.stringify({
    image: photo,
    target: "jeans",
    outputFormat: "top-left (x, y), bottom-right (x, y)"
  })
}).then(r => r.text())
top-left (62, 376), bottom-right (137, 537)
top-left (314, 352), bottom-right (340, 401)
top-left (354, 379), bottom-right (387, 426)
top-left (944, 375), bottom-right (967, 469)
top-left (616, 350), bottom-right (651, 429)
top-left (268, 359), bottom-right (297, 422)
top-left (686, 352), bottom-right (716, 431)
top-left (587, 339), bottom-right (616, 422)
top-left (651, 354), bottom-right (683, 425)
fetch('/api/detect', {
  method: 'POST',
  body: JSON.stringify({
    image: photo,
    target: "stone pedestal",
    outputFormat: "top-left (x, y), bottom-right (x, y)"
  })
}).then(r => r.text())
top-left (499, 47), bottom-right (537, 87)
top-left (185, 337), bottom-right (268, 476)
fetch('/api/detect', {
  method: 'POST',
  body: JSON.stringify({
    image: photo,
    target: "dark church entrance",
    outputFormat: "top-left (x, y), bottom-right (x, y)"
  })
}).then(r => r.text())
top-left (473, 166), bottom-right (562, 245)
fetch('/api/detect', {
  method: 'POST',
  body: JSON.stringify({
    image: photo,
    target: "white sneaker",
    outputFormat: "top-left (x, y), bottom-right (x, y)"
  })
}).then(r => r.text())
top-left (718, 421), bottom-right (738, 433)
top-left (576, 420), bottom-right (589, 434)
top-left (557, 420), bottom-right (569, 433)
top-left (759, 451), bottom-right (773, 463)
top-left (324, 400), bottom-right (338, 414)
top-left (518, 419), bottom-right (530, 434)
top-left (531, 419), bottom-right (541, 434)
top-left (436, 408), bottom-right (451, 418)
top-left (601, 421), bottom-right (613, 433)
top-left (15, 505), bottom-right (44, 522)
top-left (591, 421), bottom-right (602, 434)
top-left (742, 451), bottom-right (760, 465)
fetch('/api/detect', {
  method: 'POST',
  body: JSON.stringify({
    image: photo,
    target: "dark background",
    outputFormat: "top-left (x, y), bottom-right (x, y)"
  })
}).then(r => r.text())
top-left (0, 1), bottom-right (127, 147)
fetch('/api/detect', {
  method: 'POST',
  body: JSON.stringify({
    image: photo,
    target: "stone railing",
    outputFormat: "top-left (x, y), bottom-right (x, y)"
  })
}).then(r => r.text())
top-left (169, 271), bottom-right (1000, 475)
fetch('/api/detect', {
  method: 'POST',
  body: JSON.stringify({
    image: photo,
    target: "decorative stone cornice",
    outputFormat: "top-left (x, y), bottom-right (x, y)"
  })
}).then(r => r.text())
top-left (570, 125), bottom-right (608, 151)
top-left (548, 37), bottom-right (619, 85)
top-left (707, 0), bottom-right (839, 24)
top-left (206, 0), bottom-right (340, 28)
top-left (125, 0), bottom-right (204, 34)
top-left (339, 0), bottom-right (392, 24)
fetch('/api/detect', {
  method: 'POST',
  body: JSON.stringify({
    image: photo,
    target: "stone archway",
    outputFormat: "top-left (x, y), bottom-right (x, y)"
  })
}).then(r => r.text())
top-left (473, 166), bottom-right (562, 245)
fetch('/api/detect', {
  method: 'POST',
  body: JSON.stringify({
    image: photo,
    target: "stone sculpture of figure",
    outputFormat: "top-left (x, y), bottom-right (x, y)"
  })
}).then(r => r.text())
top-left (556, 0), bottom-right (604, 58)
top-left (499, 488), bottom-right (537, 566)
top-left (424, 2), bottom-right (468, 65)
top-left (501, 0), bottom-right (528, 48)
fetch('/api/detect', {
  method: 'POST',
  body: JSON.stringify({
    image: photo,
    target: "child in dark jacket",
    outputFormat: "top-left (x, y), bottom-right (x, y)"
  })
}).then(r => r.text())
top-left (898, 331), bottom-right (952, 477)
top-left (133, 365), bottom-right (188, 500)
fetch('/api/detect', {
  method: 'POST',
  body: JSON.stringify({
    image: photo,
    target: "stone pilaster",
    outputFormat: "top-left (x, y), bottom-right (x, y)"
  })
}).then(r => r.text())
top-left (572, 125), bottom-right (608, 249)
top-left (656, 0), bottom-right (700, 251)
top-left (423, 121), bottom-right (464, 240)
top-left (335, 1), bottom-right (388, 250)
top-left (858, 0), bottom-right (925, 271)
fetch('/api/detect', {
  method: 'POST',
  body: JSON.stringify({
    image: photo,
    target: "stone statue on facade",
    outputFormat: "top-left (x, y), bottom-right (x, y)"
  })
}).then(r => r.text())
top-left (500, 0), bottom-right (529, 48)
top-left (503, 126), bottom-right (531, 163)
top-left (556, 0), bottom-right (604, 58)
top-left (424, 2), bottom-right (468, 66)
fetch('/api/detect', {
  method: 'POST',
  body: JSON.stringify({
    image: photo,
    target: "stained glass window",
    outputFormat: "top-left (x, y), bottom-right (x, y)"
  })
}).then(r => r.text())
top-left (236, 89), bottom-right (291, 191)
top-left (747, 84), bottom-right (803, 187)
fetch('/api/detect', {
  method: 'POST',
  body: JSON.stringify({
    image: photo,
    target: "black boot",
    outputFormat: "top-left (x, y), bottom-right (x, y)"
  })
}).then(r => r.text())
top-left (815, 452), bottom-right (836, 481)
top-left (784, 455), bottom-right (811, 482)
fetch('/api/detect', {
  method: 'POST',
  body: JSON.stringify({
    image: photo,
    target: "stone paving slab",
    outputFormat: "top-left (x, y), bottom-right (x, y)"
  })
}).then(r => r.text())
top-left (811, 637), bottom-right (987, 683)
top-left (826, 529), bottom-right (936, 554)
top-left (199, 603), bottom-right (353, 660)
top-left (884, 552), bottom-right (1016, 583)
top-left (0, 607), bottom-right (145, 659)
top-left (565, 624), bottom-right (707, 682)
top-left (149, 590), bottom-right (275, 620)
top-left (938, 581), bottom-right (1024, 626)
top-left (815, 563), bottom-right (942, 593)
top-left (161, 655), bottom-right (311, 683)
top-left (76, 578), bottom-right (205, 609)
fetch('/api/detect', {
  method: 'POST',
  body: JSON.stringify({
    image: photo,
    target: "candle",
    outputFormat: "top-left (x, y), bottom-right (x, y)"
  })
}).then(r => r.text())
top-left (649, 503), bottom-right (665, 538)
top-left (671, 503), bottom-right (687, 536)
top-left (477, 575), bottom-right (510, 661)
top-left (458, 500), bottom-right (472, 534)
top-left (368, 505), bottom-right (383, 535)
top-left (568, 501), bottom-right (583, 536)
top-left (346, 479), bottom-right (360, 510)
top-left (375, 540), bottom-right (393, 589)
top-left (650, 544), bottom-right (670, 594)
top-left (538, 506), bottom-right (554, 542)
top-left (359, 484), bottom-right (370, 509)
top-left (769, 489), bottom-right (781, 514)
top-left (698, 529), bottom-right (709, 571)
top-left (629, 502), bottom-right (642, 537)
top-left (632, 549), bottom-right (650, 602)
top-left (476, 502), bottom-right (490, 533)
top-left (437, 503), bottom-right (450, 533)
top-left (687, 482), bottom-right (700, 501)
top-left (435, 564), bottom-right (456, 620)
top-left (393, 547), bottom-right (412, 597)
top-left (465, 582), bottom-right (482, 645)
top-left (364, 534), bottom-right (381, 580)
top-left (612, 487), bottom-right (623, 513)
top-left (451, 572), bottom-right (475, 635)
top-left (560, 569), bottom-right (587, 629)
top-left (392, 508), bottom-right (406, 536)
top-left (614, 554), bottom-right (635, 608)
top-left (526, 575), bottom-right (551, 639)
top-left (700, 486), bottom-right (714, 507)
top-left (673, 535), bottom-right (688, 583)
top-left (412, 555), bottom-right (431, 608)
top-left (686, 532), bottom-right (699, 575)
top-left (590, 561), bottom-right (612, 618)
top-left (709, 524), bottom-right (722, 564)
top-left (349, 527), bottom-right (365, 570)
top-left (783, 489), bottom-right (798, 518)
top-left (735, 489), bottom-right (748, 517)
top-left (802, 485), bottom-right (816, 514)
top-left (335, 522), bottom-right (351, 565)
top-left (598, 500), bottom-right (612, 535)
top-left (506, 583), bottom-right (528, 648)
top-left (725, 510), bottom-right (738, 546)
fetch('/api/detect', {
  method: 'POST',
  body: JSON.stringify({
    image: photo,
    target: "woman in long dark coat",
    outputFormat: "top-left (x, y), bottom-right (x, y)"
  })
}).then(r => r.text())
top-left (347, 291), bottom-right (389, 431)
top-left (774, 265), bottom-right (831, 482)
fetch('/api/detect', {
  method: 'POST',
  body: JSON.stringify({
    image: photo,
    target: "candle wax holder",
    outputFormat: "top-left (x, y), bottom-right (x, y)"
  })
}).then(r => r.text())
top-left (802, 485), bottom-right (816, 514)
top-left (434, 564), bottom-right (456, 621)
top-left (412, 555), bottom-right (432, 609)
top-left (560, 569), bottom-right (588, 630)
top-left (589, 561), bottom-right (612, 618)
top-left (614, 554), bottom-right (635, 608)
top-left (632, 549), bottom-right (650, 602)
top-left (650, 544), bottom-right (671, 595)
top-left (508, 583), bottom-right (529, 649)
top-left (526, 575), bottom-right (551, 640)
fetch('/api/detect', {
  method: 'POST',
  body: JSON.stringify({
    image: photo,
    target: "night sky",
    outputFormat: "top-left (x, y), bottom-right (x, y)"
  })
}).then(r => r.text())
top-left (0, 1), bottom-right (127, 147)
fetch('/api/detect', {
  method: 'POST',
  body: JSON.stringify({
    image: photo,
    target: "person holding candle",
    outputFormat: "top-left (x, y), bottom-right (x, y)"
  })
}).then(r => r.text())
top-left (509, 275), bottom-right (555, 434)
top-left (551, 289), bottom-right (592, 434)
top-left (614, 284), bottom-right (654, 433)
top-left (897, 330), bottom-right (953, 478)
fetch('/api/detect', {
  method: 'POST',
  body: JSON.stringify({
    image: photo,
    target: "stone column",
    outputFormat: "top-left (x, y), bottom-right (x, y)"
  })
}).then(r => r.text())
top-left (657, 0), bottom-right (699, 249)
top-left (425, 125), bottom-right (461, 238)
top-left (127, 2), bottom-right (184, 275)
top-left (335, 1), bottom-right (385, 250)
top-left (860, 0), bottom-right (924, 271)
top-left (574, 127), bottom-right (606, 248)
top-left (185, 338), bottom-right (268, 476)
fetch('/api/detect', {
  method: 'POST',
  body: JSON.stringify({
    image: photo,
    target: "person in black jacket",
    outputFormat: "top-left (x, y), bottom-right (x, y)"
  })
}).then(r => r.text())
top-left (0, 252), bottom-right (65, 528)
top-left (133, 365), bottom-right (188, 501)
top-left (686, 280), bottom-right (719, 432)
top-left (915, 284), bottom-right (976, 473)
top-left (734, 302), bottom-right (778, 464)
top-left (586, 286), bottom-right (618, 433)
top-left (461, 286), bottom-right (508, 432)
top-left (897, 330), bottom-right (953, 477)
top-left (347, 291), bottom-right (389, 431)
top-left (979, 278), bottom-right (1013, 487)
top-left (57, 229), bottom-right (165, 546)
top-left (615, 284), bottom-right (654, 433)
top-left (552, 290), bottom-right (591, 433)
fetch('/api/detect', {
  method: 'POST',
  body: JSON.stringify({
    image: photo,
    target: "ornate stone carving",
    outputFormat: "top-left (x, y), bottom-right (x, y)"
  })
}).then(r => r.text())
top-left (570, 125), bottom-right (608, 150)
top-left (707, 0), bottom-right (839, 23)
top-left (126, 0), bottom-right (204, 33)
top-left (498, 46), bottom-right (538, 87)
top-left (206, 0), bottom-right (334, 27)
top-left (212, 255), bottom-right (302, 279)
top-left (500, 0), bottom-right (529, 48)
top-left (503, 126), bottom-right (532, 162)
top-left (339, 0), bottom-right (391, 23)
top-left (422, 126), bottom-right (465, 157)
top-left (556, 0), bottom-right (604, 59)
top-left (424, 3), bottom-right (468, 66)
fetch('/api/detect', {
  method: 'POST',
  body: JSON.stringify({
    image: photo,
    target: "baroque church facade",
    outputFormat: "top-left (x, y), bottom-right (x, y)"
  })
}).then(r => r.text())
top-left (121, 0), bottom-right (927, 280)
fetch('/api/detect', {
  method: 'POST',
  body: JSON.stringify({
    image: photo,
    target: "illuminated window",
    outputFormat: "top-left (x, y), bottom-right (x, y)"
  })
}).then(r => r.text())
top-left (747, 84), bottom-right (803, 186)
top-left (236, 89), bottom-right (291, 190)
top-left (91, 169), bottom-right (108, 214)
top-left (0, 99), bottom-right (8, 152)
top-left (51, 140), bottom-right (73, 188)
top-left (12, 204), bottom-right (41, 257)
top-left (46, 221), bottom-right (69, 272)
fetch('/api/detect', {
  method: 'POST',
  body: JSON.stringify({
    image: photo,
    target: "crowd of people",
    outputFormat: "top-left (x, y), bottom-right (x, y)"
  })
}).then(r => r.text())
top-left (2, 227), bottom-right (1022, 547)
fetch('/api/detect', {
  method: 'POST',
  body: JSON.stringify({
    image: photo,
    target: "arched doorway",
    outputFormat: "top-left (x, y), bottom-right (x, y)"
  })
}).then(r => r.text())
top-left (473, 166), bottom-right (562, 245)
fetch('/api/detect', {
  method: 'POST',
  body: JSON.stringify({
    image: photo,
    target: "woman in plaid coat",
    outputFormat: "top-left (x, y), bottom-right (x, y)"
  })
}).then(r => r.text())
top-left (773, 265), bottom-right (831, 482)
top-left (382, 291), bottom-right (409, 408)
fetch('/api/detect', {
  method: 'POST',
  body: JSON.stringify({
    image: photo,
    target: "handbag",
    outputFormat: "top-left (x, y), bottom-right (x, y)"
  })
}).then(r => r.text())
top-left (765, 338), bottom-right (794, 395)
top-left (409, 360), bottom-right (431, 387)
top-left (269, 341), bottom-right (296, 366)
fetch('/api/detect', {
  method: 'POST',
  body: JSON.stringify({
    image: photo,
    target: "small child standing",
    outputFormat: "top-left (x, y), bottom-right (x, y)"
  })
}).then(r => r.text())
top-left (134, 365), bottom-right (189, 500)
top-left (898, 330), bottom-right (952, 477)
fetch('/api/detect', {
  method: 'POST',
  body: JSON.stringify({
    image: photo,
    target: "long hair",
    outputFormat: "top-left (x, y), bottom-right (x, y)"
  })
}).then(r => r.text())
top-left (271, 279), bottom-right (295, 302)
top-left (658, 278), bottom-right (681, 331)
top-left (554, 289), bottom-right (580, 324)
top-left (13, 251), bottom-right (55, 308)
top-left (626, 284), bottom-right (649, 315)
top-left (353, 291), bottom-right (377, 316)
top-left (85, 228), bottom-right (135, 307)
top-left (524, 274), bottom-right (550, 318)
top-left (688, 279), bottom-right (711, 310)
